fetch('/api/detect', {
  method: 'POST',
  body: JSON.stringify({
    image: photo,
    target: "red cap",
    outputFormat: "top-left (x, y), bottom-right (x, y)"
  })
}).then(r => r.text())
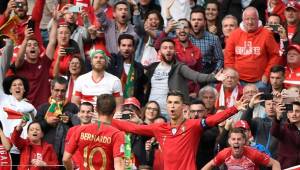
top-left (234, 120), bottom-right (250, 129)
top-left (288, 44), bottom-right (300, 54)
top-left (123, 97), bottom-right (141, 110)
top-left (286, 0), bottom-right (300, 11)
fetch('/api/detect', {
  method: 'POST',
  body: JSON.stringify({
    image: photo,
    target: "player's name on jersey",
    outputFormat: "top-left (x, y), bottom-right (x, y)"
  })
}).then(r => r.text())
top-left (80, 133), bottom-right (112, 144)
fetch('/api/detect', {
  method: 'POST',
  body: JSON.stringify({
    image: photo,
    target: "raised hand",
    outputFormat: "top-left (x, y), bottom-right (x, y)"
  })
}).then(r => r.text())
top-left (214, 69), bottom-right (227, 81)
top-left (234, 96), bottom-right (249, 111)
top-left (249, 92), bottom-right (264, 108)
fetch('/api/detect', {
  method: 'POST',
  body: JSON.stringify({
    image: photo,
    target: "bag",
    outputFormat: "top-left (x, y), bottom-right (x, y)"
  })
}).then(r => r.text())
top-left (141, 38), bottom-right (159, 66)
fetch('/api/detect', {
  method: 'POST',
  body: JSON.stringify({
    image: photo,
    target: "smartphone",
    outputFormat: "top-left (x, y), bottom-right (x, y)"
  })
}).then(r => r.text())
top-left (68, 6), bottom-right (81, 13)
top-left (285, 104), bottom-right (293, 111)
top-left (269, 24), bottom-right (279, 32)
top-left (260, 93), bottom-right (273, 100)
top-left (175, 22), bottom-right (185, 29)
top-left (15, 2), bottom-right (24, 9)
top-left (121, 113), bottom-right (131, 120)
top-left (27, 19), bottom-right (35, 31)
top-left (64, 47), bottom-right (76, 54)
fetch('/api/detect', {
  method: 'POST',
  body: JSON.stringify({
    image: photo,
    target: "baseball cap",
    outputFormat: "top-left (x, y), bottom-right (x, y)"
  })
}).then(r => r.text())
top-left (286, 0), bottom-right (300, 11)
top-left (234, 120), bottom-right (250, 129)
top-left (288, 44), bottom-right (300, 54)
top-left (123, 97), bottom-right (141, 110)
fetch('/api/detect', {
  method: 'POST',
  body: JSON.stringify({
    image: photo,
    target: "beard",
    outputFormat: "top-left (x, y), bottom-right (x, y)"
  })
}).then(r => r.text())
top-left (161, 54), bottom-right (175, 64)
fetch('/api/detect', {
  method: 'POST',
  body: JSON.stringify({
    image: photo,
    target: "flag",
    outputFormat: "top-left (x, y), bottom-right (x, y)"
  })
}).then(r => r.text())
top-left (44, 99), bottom-right (63, 119)
top-left (3, 107), bottom-right (30, 121)
top-left (124, 64), bottom-right (135, 98)
top-left (0, 16), bottom-right (21, 44)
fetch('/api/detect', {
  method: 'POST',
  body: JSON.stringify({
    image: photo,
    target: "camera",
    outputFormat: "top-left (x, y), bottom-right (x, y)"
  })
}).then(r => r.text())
top-left (269, 24), bottom-right (279, 32)
top-left (260, 93), bottom-right (273, 100)
top-left (27, 19), bottom-right (35, 31)
top-left (285, 104), bottom-right (293, 112)
top-left (68, 6), bottom-right (81, 13)
top-left (64, 47), bottom-right (76, 54)
top-left (15, 2), bottom-right (24, 9)
top-left (121, 113), bottom-right (131, 120)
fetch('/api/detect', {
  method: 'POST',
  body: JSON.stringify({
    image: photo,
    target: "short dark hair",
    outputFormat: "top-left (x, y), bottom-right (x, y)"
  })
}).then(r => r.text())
top-left (229, 128), bottom-right (247, 140)
top-left (96, 94), bottom-right (116, 116)
top-left (27, 121), bottom-right (44, 133)
top-left (204, 0), bottom-right (220, 11)
top-left (177, 18), bottom-right (191, 28)
top-left (80, 102), bottom-right (94, 112)
top-left (270, 65), bottom-right (285, 75)
top-left (190, 6), bottom-right (206, 20)
top-left (190, 99), bottom-right (205, 106)
top-left (268, 13), bottom-right (282, 24)
top-left (113, 1), bottom-right (128, 10)
top-left (167, 90), bottom-right (184, 102)
top-left (292, 101), bottom-right (300, 107)
top-left (118, 34), bottom-right (135, 46)
top-left (51, 76), bottom-right (68, 89)
top-left (160, 38), bottom-right (175, 47)
top-left (154, 115), bottom-right (167, 123)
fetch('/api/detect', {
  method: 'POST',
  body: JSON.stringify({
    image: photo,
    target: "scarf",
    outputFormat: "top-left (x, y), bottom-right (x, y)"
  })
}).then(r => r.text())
top-left (219, 84), bottom-right (239, 107)
top-left (44, 97), bottom-right (67, 120)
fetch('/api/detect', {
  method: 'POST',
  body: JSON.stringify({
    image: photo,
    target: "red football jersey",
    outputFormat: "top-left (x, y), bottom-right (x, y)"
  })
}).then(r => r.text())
top-left (112, 106), bottom-right (238, 170)
top-left (0, 144), bottom-right (11, 170)
top-left (65, 126), bottom-right (81, 168)
top-left (214, 146), bottom-right (270, 170)
top-left (65, 123), bottom-right (125, 170)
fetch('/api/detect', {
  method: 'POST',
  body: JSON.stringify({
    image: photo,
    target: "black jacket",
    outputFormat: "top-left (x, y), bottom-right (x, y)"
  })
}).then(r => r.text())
top-left (107, 53), bottom-right (147, 105)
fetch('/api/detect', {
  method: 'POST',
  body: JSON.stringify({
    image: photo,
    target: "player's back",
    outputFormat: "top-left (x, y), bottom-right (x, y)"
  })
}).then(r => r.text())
top-left (68, 123), bottom-right (125, 170)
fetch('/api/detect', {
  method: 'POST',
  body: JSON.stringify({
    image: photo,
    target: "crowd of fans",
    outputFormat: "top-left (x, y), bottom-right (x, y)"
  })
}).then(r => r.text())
top-left (0, 0), bottom-right (300, 169)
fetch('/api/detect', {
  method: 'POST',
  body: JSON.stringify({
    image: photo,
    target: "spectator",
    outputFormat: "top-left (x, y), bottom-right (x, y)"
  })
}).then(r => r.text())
top-left (189, 7), bottom-right (223, 74)
top-left (141, 101), bottom-right (161, 125)
top-left (204, 0), bottom-right (222, 36)
top-left (54, 56), bottom-right (85, 102)
top-left (11, 121), bottom-right (59, 170)
top-left (0, 75), bottom-right (36, 169)
top-left (112, 90), bottom-right (248, 170)
top-left (272, 101), bottom-right (300, 168)
top-left (35, 76), bottom-right (78, 164)
top-left (96, 1), bottom-right (139, 54)
top-left (133, 9), bottom-right (163, 64)
top-left (284, 44), bottom-right (300, 87)
top-left (264, 65), bottom-right (285, 93)
top-left (48, 7), bottom-right (83, 77)
top-left (224, 7), bottom-right (280, 89)
top-left (0, 121), bottom-right (11, 169)
top-left (189, 99), bottom-right (207, 119)
top-left (156, 18), bottom-right (202, 96)
top-left (220, 14), bottom-right (238, 49)
top-left (107, 34), bottom-right (147, 104)
top-left (241, 93), bottom-right (279, 158)
top-left (14, 25), bottom-right (55, 108)
top-left (131, 0), bottom-right (161, 20)
top-left (266, 0), bottom-right (286, 22)
top-left (0, 0), bottom-right (45, 47)
top-left (198, 85), bottom-right (218, 114)
top-left (64, 102), bottom-right (93, 169)
top-left (72, 49), bottom-right (123, 113)
top-left (202, 128), bottom-right (281, 170)
top-left (284, 0), bottom-right (300, 43)
top-left (63, 94), bottom-right (125, 170)
top-left (215, 68), bottom-right (243, 108)
top-left (146, 38), bottom-right (225, 118)
top-left (265, 13), bottom-right (289, 59)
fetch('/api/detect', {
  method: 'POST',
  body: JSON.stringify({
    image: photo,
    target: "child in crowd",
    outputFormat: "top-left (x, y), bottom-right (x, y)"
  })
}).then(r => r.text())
top-left (11, 121), bottom-right (58, 170)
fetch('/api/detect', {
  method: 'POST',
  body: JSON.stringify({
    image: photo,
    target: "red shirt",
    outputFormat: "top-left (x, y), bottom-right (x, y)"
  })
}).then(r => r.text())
top-left (15, 55), bottom-right (52, 108)
top-left (30, 145), bottom-right (43, 170)
top-left (214, 146), bottom-right (270, 170)
top-left (0, 144), bottom-right (11, 170)
top-left (284, 66), bottom-right (300, 88)
top-left (112, 106), bottom-right (238, 170)
top-left (65, 125), bottom-right (81, 169)
top-left (65, 123), bottom-right (125, 170)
